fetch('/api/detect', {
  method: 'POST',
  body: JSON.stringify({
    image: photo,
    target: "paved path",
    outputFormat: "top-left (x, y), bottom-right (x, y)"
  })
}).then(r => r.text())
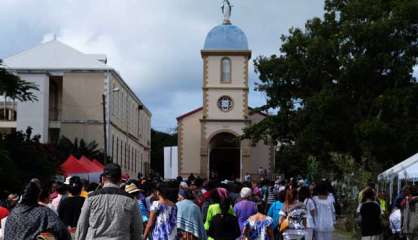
top-left (333, 231), bottom-right (353, 239)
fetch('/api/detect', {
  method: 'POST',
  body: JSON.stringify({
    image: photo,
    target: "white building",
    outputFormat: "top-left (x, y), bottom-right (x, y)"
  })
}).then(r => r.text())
top-left (1, 40), bottom-right (152, 177)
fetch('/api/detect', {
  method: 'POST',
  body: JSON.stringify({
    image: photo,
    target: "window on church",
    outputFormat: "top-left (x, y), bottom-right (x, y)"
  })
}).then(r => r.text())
top-left (221, 57), bottom-right (231, 83)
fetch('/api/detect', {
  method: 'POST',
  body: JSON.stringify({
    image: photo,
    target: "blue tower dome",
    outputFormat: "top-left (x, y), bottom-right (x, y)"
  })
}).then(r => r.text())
top-left (203, 23), bottom-right (249, 50)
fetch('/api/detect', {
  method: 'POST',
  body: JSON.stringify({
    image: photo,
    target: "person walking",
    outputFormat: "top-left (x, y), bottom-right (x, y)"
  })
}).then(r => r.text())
top-left (208, 197), bottom-right (241, 240)
top-left (279, 185), bottom-right (306, 240)
top-left (4, 179), bottom-right (71, 240)
top-left (51, 182), bottom-right (68, 212)
top-left (176, 189), bottom-right (207, 240)
top-left (234, 187), bottom-right (258, 232)
top-left (389, 199), bottom-right (404, 240)
top-left (75, 164), bottom-right (142, 240)
top-left (358, 187), bottom-right (383, 240)
top-left (299, 186), bottom-right (316, 240)
top-left (243, 211), bottom-right (274, 240)
top-left (143, 183), bottom-right (177, 240)
top-left (268, 189), bottom-right (285, 240)
top-left (204, 188), bottom-right (232, 231)
top-left (312, 183), bottom-right (335, 240)
top-left (125, 183), bottom-right (149, 225)
top-left (58, 177), bottom-right (85, 230)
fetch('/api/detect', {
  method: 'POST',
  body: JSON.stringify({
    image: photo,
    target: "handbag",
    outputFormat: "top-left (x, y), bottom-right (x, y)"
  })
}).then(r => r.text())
top-left (279, 217), bottom-right (289, 233)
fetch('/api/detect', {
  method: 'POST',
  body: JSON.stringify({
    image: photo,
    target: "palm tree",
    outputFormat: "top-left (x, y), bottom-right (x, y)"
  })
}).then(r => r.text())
top-left (57, 136), bottom-right (102, 160)
top-left (0, 68), bottom-right (39, 120)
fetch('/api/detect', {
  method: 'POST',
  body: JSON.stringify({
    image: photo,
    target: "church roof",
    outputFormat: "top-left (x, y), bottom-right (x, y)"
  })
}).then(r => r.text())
top-left (203, 23), bottom-right (249, 51)
top-left (177, 107), bottom-right (203, 121)
top-left (3, 40), bottom-right (111, 71)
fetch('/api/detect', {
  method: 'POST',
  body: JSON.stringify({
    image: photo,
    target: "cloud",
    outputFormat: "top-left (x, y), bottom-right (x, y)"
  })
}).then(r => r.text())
top-left (0, 0), bottom-right (325, 132)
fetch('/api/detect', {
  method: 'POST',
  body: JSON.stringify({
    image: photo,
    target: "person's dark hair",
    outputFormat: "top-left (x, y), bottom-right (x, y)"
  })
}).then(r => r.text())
top-left (156, 183), bottom-right (171, 199)
top-left (39, 188), bottom-right (50, 203)
top-left (205, 181), bottom-right (217, 191)
top-left (362, 187), bottom-right (376, 202)
top-left (56, 182), bottom-right (68, 195)
top-left (70, 176), bottom-right (82, 185)
top-left (278, 190), bottom-right (286, 203)
top-left (103, 163), bottom-right (122, 183)
top-left (211, 189), bottom-right (221, 204)
top-left (298, 186), bottom-right (311, 202)
top-left (316, 181), bottom-right (329, 196)
top-left (86, 183), bottom-right (99, 192)
top-left (220, 197), bottom-right (231, 216)
top-left (194, 177), bottom-right (204, 188)
top-left (69, 181), bottom-right (83, 196)
top-left (21, 180), bottom-right (41, 206)
top-left (127, 179), bottom-right (140, 187)
top-left (395, 198), bottom-right (402, 209)
top-left (367, 181), bottom-right (376, 190)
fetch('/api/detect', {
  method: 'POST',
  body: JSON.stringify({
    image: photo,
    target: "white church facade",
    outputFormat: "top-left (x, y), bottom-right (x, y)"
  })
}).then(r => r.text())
top-left (177, 3), bottom-right (274, 180)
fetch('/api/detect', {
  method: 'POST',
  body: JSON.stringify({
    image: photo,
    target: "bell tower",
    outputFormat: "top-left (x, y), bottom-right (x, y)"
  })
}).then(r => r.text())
top-left (199, 1), bottom-right (252, 179)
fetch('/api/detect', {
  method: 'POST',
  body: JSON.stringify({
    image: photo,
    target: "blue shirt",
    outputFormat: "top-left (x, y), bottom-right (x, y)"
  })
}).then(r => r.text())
top-left (267, 200), bottom-right (284, 229)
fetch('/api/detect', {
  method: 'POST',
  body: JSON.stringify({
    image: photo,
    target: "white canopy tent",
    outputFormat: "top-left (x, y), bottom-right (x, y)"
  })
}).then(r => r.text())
top-left (378, 153), bottom-right (418, 203)
top-left (378, 153), bottom-right (418, 180)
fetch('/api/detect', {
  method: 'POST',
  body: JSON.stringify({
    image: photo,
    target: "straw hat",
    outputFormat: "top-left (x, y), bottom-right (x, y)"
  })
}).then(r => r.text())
top-left (125, 183), bottom-right (140, 194)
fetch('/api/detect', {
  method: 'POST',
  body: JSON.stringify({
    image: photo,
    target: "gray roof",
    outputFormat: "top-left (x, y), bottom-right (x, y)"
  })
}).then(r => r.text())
top-left (204, 23), bottom-right (249, 50)
top-left (3, 40), bottom-right (111, 71)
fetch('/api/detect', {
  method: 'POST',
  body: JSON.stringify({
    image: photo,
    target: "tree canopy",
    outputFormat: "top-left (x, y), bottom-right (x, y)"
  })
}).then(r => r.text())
top-left (245, 0), bottom-right (418, 177)
top-left (0, 128), bottom-right (62, 193)
top-left (151, 129), bottom-right (177, 176)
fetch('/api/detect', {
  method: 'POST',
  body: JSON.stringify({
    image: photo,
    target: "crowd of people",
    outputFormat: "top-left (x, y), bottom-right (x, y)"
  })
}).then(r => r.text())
top-left (0, 163), bottom-right (417, 240)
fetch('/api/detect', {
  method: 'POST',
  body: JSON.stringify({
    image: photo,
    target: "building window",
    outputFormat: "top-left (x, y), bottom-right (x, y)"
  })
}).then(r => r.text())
top-left (221, 57), bottom-right (231, 83)
top-left (112, 135), bottom-right (115, 162)
top-left (141, 153), bottom-right (143, 173)
top-left (131, 147), bottom-right (134, 171)
top-left (112, 83), bottom-right (116, 116)
top-left (116, 137), bottom-right (119, 164)
top-left (121, 141), bottom-right (124, 166)
top-left (134, 150), bottom-right (136, 173)
top-left (125, 142), bottom-right (127, 168)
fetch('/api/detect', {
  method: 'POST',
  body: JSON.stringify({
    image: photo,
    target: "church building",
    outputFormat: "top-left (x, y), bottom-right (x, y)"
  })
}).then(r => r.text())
top-left (177, 2), bottom-right (274, 180)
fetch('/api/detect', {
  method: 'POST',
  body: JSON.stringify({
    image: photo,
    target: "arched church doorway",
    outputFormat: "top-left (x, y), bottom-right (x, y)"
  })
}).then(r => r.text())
top-left (209, 132), bottom-right (240, 180)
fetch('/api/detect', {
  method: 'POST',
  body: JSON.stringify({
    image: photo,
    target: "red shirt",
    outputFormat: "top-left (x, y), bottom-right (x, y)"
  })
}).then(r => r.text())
top-left (0, 207), bottom-right (9, 220)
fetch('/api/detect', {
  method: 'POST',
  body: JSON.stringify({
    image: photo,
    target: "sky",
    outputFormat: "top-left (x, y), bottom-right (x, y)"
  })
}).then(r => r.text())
top-left (0, 0), bottom-right (326, 133)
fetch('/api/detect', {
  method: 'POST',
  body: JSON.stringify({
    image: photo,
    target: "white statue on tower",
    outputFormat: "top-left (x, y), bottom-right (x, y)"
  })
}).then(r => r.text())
top-left (222, 0), bottom-right (232, 24)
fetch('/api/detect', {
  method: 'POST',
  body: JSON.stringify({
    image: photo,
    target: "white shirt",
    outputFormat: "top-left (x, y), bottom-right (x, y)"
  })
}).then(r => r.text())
top-left (304, 198), bottom-right (316, 228)
top-left (389, 208), bottom-right (401, 234)
top-left (313, 196), bottom-right (335, 232)
top-left (0, 217), bottom-right (6, 240)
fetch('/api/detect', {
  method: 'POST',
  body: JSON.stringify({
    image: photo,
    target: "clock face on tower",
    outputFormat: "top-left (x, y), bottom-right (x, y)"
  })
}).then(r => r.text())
top-left (217, 96), bottom-right (233, 112)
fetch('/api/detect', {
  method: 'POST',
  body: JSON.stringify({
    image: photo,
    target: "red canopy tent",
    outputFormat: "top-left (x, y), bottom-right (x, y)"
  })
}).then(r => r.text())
top-left (59, 155), bottom-right (103, 182)
top-left (92, 159), bottom-right (104, 170)
top-left (60, 155), bottom-right (90, 175)
top-left (79, 156), bottom-right (102, 172)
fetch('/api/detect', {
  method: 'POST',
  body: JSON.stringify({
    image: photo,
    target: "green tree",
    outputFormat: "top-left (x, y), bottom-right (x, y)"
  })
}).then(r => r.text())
top-left (0, 128), bottom-right (61, 193)
top-left (0, 67), bottom-right (41, 192)
top-left (245, 0), bottom-right (418, 176)
top-left (151, 129), bottom-right (177, 176)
